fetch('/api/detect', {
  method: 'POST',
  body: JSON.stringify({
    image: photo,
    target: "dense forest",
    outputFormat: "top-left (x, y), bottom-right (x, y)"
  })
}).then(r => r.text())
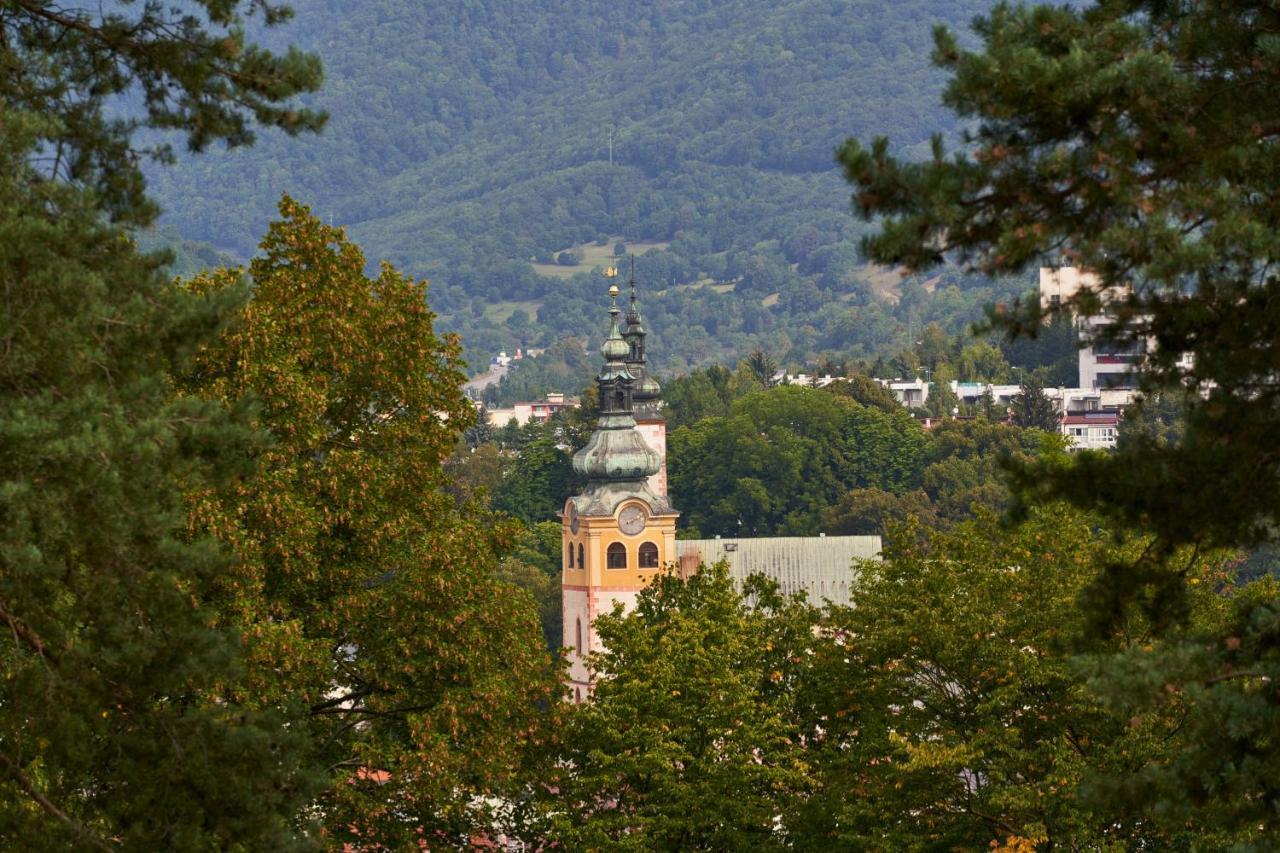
top-left (144, 0), bottom-right (1016, 376)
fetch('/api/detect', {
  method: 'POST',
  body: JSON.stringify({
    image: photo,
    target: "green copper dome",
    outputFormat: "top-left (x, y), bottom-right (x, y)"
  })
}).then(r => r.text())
top-left (566, 264), bottom-right (676, 519)
top-left (601, 334), bottom-right (630, 361)
top-left (572, 274), bottom-right (661, 486)
top-left (634, 373), bottom-right (661, 401)
top-left (573, 424), bottom-right (660, 481)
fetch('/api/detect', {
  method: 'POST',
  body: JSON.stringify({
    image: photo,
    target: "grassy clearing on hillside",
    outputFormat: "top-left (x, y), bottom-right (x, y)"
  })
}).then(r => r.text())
top-left (854, 264), bottom-right (941, 304)
top-left (484, 299), bottom-right (544, 323)
top-left (530, 237), bottom-right (671, 279)
top-left (857, 263), bottom-right (907, 303)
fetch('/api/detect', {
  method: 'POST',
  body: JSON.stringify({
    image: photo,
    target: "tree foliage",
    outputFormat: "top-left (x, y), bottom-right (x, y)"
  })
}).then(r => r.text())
top-left (838, 0), bottom-right (1280, 833)
top-left (670, 384), bottom-right (1055, 537)
top-left (180, 197), bottom-right (560, 844)
top-left (839, 0), bottom-right (1280, 551)
top-left (1, 0), bottom-right (323, 224)
top-left (548, 564), bottom-right (814, 849)
top-left (0, 115), bottom-right (315, 850)
top-left (1009, 375), bottom-right (1059, 432)
top-left (796, 508), bottom-right (1244, 849)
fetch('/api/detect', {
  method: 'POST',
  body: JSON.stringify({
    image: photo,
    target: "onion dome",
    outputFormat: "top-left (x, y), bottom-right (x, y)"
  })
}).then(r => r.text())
top-left (572, 274), bottom-right (660, 485)
top-left (600, 285), bottom-right (631, 362)
top-left (573, 424), bottom-right (660, 481)
top-left (634, 373), bottom-right (662, 401)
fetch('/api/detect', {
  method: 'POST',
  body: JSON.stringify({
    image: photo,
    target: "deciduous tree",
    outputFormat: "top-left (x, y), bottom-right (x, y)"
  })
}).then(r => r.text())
top-left (796, 508), bottom-right (1243, 848)
top-left (548, 564), bottom-right (814, 849)
top-left (181, 197), bottom-right (560, 845)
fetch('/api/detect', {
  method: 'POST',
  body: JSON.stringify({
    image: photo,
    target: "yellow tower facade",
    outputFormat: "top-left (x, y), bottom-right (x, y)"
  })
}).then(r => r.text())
top-left (561, 273), bottom-right (677, 701)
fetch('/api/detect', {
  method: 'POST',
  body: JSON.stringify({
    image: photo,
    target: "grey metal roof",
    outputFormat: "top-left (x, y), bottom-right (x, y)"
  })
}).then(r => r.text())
top-left (676, 535), bottom-right (880, 607)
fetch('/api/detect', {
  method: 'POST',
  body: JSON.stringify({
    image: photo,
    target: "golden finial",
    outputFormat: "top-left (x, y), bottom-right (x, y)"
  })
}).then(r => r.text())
top-left (608, 284), bottom-right (620, 298)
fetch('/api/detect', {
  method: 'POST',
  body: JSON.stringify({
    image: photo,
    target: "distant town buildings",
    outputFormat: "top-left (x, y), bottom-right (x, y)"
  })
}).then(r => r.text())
top-left (485, 392), bottom-right (578, 427)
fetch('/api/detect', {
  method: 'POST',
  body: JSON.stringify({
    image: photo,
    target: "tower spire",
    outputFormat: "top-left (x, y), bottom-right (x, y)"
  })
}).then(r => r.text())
top-left (561, 269), bottom-right (678, 705)
top-left (621, 255), bottom-right (661, 415)
top-left (571, 268), bottom-right (662, 487)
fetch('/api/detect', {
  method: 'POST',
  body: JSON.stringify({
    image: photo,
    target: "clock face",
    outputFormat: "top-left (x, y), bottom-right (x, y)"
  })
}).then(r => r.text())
top-left (619, 505), bottom-right (646, 536)
top-left (569, 505), bottom-right (580, 535)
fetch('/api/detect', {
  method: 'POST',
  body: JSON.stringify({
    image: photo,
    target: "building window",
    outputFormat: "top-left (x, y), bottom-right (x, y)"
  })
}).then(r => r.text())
top-left (575, 687), bottom-right (582, 703)
top-left (607, 542), bottom-right (627, 569)
top-left (638, 542), bottom-right (659, 568)
top-left (578, 543), bottom-right (584, 569)
top-left (568, 542), bottom-right (574, 568)
top-left (576, 617), bottom-right (582, 651)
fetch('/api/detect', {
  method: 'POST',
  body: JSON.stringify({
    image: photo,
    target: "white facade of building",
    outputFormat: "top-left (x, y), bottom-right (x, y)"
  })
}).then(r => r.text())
top-left (1061, 411), bottom-right (1120, 451)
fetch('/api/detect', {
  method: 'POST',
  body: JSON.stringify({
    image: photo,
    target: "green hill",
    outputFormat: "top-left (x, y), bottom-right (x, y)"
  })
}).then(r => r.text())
top-left (147, 0), bottom-right (1021, 377)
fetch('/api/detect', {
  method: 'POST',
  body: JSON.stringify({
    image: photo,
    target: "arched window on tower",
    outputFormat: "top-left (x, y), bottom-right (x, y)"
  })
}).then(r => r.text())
top-left (638, 541), bottom-right (659, 568)
top-left (576, 617), bottom-right (582, 651)
top-left (578, 543), bottom-right (585, 569)
top-left (607, 542), bottom-right (627, 569)
top-left (568, 542), bottom-right (574, 569)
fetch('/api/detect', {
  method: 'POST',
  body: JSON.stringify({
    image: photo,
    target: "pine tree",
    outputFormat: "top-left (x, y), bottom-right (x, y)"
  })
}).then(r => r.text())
top-left (838, 0), bottom-right (1280, 835)
top-left (2, 1), bottom-right (323, 224)
top-left (0, 115), bottom-right (316, 850)
top-left (1009, 375), bottom-right (1059, 432)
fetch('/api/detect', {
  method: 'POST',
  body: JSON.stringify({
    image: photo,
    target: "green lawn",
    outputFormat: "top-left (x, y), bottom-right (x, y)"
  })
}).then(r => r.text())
top-left (530, 237), bottom-right (671, 279)
top-left (484, 299), bottom-right (544, 323)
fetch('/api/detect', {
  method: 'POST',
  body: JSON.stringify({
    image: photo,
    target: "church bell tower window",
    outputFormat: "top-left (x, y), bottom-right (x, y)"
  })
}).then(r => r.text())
top-left (638, 541), bottom-right (659, 568)
top-left (607, 542), bottom-right (628, 569)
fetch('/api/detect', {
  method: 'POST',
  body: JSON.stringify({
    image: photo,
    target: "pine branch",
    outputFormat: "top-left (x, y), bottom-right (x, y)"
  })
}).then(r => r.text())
top-left (0, 749), bottom-right (113, 851)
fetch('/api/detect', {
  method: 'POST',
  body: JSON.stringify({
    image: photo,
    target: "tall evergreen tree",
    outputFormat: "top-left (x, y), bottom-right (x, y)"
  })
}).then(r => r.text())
top-left (2, 2), bottom-right (323, 844)
top-left (1009, 375), bottom-right (1059, 432)
top-left (838, 0), bottom-right (1280, 834)
top-left (0, 116), bottom-right (316, 850)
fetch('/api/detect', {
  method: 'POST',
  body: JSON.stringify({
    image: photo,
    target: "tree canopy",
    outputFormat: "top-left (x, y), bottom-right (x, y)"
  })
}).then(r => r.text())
top-left (180, 197), bottom-right (560, 845)
top-left (797, 507), bottom-right (1245, 849)
top-left (0, 113), bottom-right (316, 850)
top-left (547, 564), bottom-right (814, 849)
top-left (839, 0), bottom-right (1280, 553)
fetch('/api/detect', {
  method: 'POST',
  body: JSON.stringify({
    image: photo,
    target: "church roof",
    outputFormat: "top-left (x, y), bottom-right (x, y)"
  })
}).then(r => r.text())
top-left (677, 536), bottom-right (881, 607)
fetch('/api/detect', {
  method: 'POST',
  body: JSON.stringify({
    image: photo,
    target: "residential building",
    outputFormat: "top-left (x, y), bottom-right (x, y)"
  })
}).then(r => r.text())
top-left (1061, 411), bottom-right (1120, 451)
top-left (485, 392), bottom-right (578, 427)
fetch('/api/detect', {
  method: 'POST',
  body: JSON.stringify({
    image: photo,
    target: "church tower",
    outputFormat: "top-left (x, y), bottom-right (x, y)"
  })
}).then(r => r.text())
top-left (562, 270), bottom-right (678, 702)
top-left (621, 261), bottom-right (668, 496)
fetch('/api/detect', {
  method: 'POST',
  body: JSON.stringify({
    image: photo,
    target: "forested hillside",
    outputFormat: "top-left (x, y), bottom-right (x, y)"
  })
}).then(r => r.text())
top-left (147, 0), bottom-right (1018, 376)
